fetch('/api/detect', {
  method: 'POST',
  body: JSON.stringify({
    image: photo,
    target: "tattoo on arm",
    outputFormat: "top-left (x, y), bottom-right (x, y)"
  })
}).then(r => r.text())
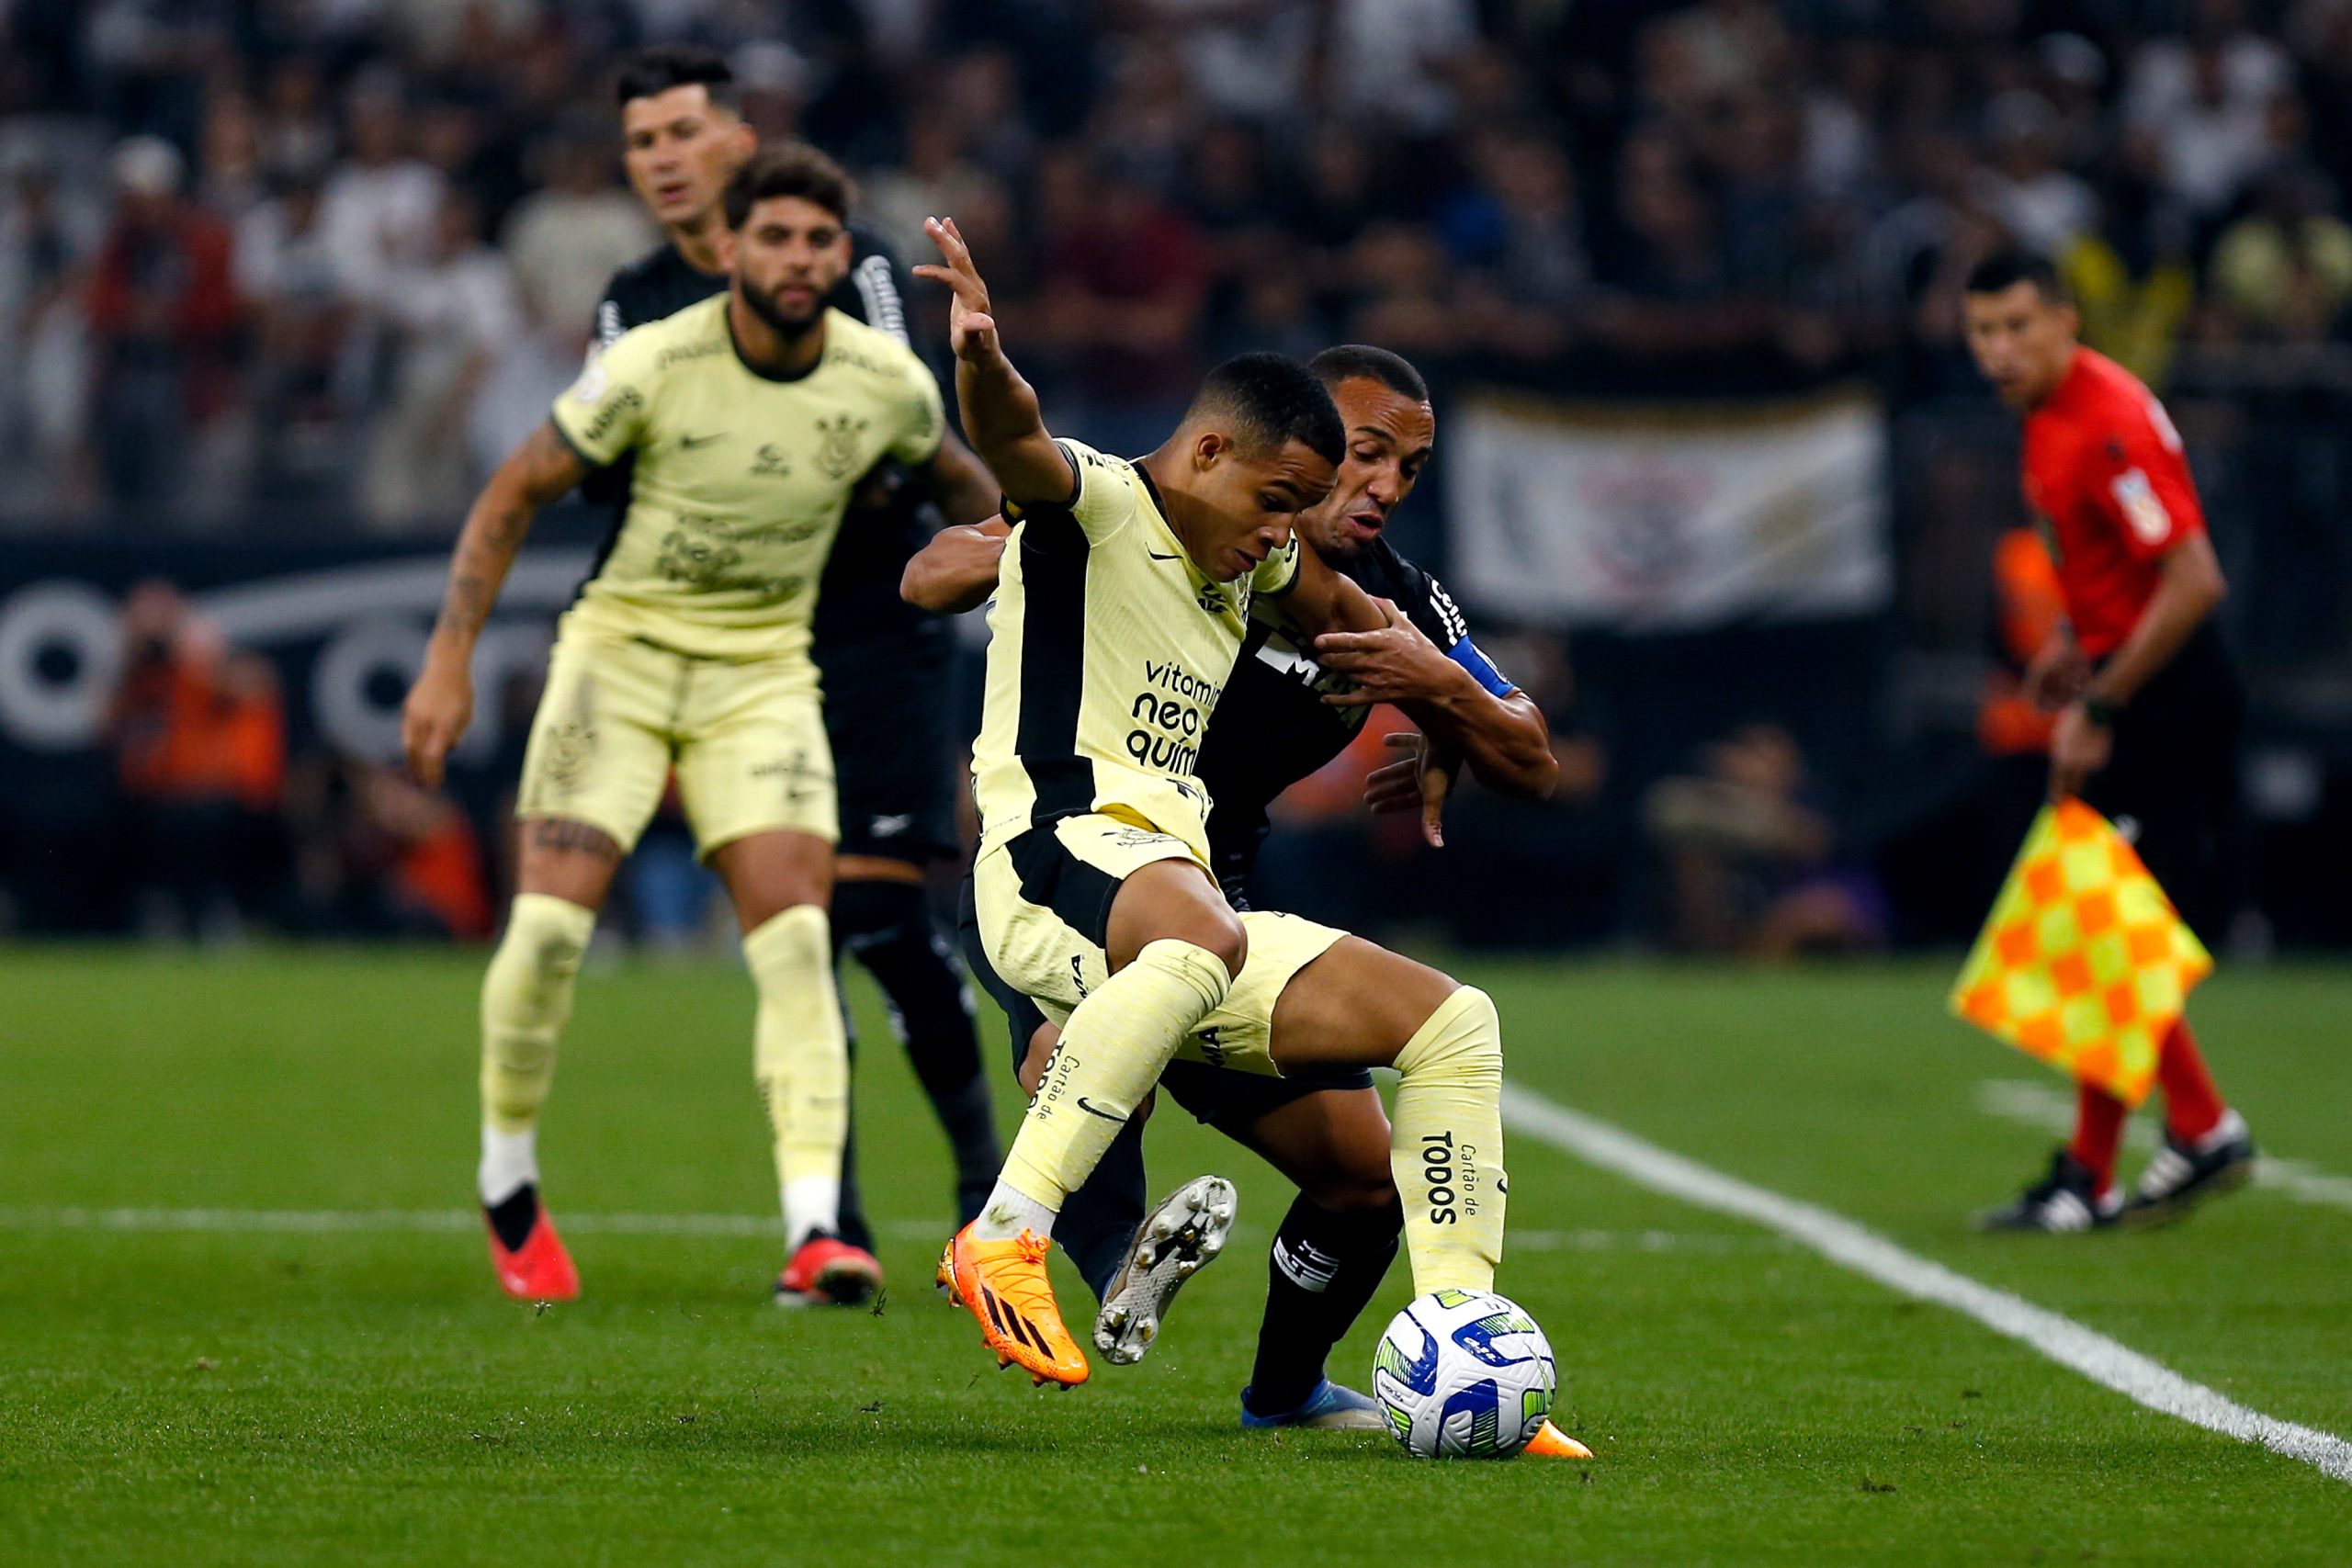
top-left (434, 423), bottom-right (585, 646)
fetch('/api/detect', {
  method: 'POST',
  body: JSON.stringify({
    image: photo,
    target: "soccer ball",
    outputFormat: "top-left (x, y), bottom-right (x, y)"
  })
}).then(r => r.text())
top-left (1372, 1289), bottom-right (1556, 1459)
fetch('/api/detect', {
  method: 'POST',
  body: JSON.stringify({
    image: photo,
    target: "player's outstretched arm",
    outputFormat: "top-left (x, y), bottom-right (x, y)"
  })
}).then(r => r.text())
top-left (402, 422), bottom-right (588, 787)
top-left (902, 517), bottom-right (1011, 615)
top-left (912, 216), bottom-right (1073, 507)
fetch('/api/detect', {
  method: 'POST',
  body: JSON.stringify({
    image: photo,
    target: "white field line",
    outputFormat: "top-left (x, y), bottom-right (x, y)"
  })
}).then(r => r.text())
top-left (0, 1207), bottom-right (898, 1239)
top-left (1975, 1077), bottom-right (2352, 1213)
top-left (1502, 1081), bottom-right (2352, 1487)
top-left (0, 1205), bottom-right (1758, 1257)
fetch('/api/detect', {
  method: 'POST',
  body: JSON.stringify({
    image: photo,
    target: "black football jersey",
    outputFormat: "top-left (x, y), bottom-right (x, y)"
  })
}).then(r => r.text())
top-left (1195, 536), bottom-right (1485, 900)
top-left (585, 221), bottom-right (939, 655)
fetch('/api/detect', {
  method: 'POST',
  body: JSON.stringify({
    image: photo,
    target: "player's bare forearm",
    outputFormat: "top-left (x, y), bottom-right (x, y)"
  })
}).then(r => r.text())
top-left (425, 422), bottom-right (584, 666)
top-left (922, 430), bottom-right (1004, 526)
top-left (902, 518), bottom-right (1009, 614)
top-left (953, 354), bottom-right (1072, 505)
top-left (2086, 534), bottom-right (2226, 707)
top-left (1402, 686), bottom-right (1560, 802)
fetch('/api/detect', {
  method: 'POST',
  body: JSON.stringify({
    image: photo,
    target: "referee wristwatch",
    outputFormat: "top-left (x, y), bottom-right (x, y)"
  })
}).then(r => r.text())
top-left (2080, 694), bottom-right (2122, 728)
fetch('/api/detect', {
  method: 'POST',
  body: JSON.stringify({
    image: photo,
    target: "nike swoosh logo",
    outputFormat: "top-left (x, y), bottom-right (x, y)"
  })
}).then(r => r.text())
top-left (1074, 1098), bottom-right (1128, 1124)
top-left (1148, 551), bottom-right (1182, 562)
top-left (680, 433), bottom-right (723, 448)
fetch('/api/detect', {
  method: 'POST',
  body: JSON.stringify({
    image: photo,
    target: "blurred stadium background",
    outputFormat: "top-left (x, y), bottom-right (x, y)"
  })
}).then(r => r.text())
top-left (3, 0), bottom-right (2350, 957)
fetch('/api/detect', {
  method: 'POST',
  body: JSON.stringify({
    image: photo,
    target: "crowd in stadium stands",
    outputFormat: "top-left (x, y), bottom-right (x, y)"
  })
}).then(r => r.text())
top-left (7, 0), bottom-right (2352, 947)
top-left (0, 0), bottom-right (2347, 526)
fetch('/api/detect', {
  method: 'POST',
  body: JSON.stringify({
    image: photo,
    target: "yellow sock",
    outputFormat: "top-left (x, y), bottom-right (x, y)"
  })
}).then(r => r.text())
top-left (745, 903), bottom-right (850, 1247)
top-left (480, 893), bottom-right (595, 1133)
top-left (1389, 986), bottom-right (1507, 1293)
top-left (989, 939), bottom-right (1231, 1232)
top-left (478, 894), bottom-right (595, 1204)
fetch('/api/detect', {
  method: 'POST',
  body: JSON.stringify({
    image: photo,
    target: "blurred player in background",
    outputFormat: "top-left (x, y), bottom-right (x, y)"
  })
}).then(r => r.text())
top-left (1962, 250), bottom-right (2256, 1233)
top-left (595, 47), bottom-right (1005, 1255)
top-left (915, 219), bottom-right (1543, 1408)
top-left (402, 145), bottom-right (997, 1305)
top-left (906, 347), bottom-right (1578, 1454)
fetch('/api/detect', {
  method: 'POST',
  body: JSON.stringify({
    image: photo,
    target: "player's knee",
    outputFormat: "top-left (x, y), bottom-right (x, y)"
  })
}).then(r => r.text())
top-left (1396, 985), bottom-right (1502, 1088)
top-left (485, 895), bottom-right (595, 1020)
top-left (1306, 1168), bottom-right (1403, 1216)
top-left (1155, 891), bottom-right (1247, 978)
top-left (1193, 910), bottom-right (1247, 981)
top-left (744, 902), bottom-right (832, 986)
top-left (1108, 862), bottom-right (1245, 977)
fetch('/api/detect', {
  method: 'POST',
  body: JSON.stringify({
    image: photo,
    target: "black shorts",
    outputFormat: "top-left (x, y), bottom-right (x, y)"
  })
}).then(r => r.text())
top-left (2083, 625), bottom-right (2245, 940)
top-left (820, 619), bottom-right (959, 864)
top-left (952, 876), bottom-right (1374, 1136)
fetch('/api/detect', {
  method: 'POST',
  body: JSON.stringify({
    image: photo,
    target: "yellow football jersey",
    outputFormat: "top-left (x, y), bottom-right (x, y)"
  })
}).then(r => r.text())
top-left (970, 439), bottom-right (1301, 864)
top-left (550, 294), bottom-right (944, 665)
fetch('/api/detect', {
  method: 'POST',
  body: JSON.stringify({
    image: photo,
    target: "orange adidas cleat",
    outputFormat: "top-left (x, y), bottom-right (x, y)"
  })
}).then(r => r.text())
top-left (1524, 1419), bottom-right (1595, 1460)
top-left (485, 1193), bottom-right (580, 1302)
top-left (775, 1233), bottom-right (884, 1307)
top-left (945, 1224), bottom-right (1089, 1387)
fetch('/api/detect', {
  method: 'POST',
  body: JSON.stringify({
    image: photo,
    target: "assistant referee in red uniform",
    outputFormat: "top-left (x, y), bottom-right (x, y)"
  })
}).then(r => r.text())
top-left (1961, 250), bottom-right (2256, 1233)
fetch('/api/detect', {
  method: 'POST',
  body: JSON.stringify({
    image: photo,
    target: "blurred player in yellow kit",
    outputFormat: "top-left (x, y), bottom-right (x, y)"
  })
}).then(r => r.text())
top-left (401, 145), bottom-right (995, 1305)
top-left (914, 216), bottom-right (1523, 1392)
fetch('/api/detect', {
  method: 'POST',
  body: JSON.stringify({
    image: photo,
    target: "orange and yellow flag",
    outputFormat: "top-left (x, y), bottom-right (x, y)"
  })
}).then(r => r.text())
top-left (1949, 798), bottom-right (2211, 1106)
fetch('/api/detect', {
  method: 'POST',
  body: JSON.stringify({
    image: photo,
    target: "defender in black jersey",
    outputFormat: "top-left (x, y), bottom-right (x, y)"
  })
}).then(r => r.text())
top-left (599, 47), bottom-right (1001, 1258)
top-left (908, 346), bottom-right (1562, 1426)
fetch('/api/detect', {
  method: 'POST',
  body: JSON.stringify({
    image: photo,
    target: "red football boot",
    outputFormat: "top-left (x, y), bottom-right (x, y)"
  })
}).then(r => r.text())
top-left (775, 1233), bottom-right (883, 1307)
top-left (484, 1189), bottom-right (580, 1302)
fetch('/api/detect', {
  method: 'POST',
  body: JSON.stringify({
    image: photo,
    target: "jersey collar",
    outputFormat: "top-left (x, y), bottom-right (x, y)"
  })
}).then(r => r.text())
top-left (1131, 459), bottom-right (1197, 572)
top-left (726, 303), bottom-right (830, 384)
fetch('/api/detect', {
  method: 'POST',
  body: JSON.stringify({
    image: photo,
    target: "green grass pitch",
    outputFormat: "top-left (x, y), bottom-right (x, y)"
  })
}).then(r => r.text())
top-left (3, 947), bottom-right (2348, 1565)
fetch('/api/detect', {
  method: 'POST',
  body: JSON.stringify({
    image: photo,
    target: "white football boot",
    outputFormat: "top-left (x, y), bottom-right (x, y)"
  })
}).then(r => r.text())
top-left (1092, 1175), bottom-right (1238, 1365)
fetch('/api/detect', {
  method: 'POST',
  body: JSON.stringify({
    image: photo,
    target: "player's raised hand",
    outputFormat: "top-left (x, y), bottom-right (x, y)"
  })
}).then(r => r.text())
top-left (1365, 730), bottom-right (1457, 849)
top-left (914, 217), bottom-right (1000, 363)
top-left (401, 660), bottom-right (473, 789)
top-left (1314, 597), bottom-right (1457, 707)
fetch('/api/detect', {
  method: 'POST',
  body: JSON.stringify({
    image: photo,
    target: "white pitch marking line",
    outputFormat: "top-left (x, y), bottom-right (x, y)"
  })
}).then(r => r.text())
top-left (0, 1206), bottom-right (1758, 1256)
top-left (0, 1207), bottom-right (931, 1240)
top-left (1503, 1081), bottom-right (2352, 1487)
top-left (1975, 1077), bottom-right (2352, 1213)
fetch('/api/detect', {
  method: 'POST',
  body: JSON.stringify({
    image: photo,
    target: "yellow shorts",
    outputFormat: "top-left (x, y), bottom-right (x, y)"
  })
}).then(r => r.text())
top-left (515, 625), bottom-right (837, 857)
top-left (972, 812), bottom-right (1349, 1078)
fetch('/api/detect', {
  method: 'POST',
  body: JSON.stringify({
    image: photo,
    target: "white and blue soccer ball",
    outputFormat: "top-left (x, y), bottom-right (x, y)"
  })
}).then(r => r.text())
top-left (1372, 1289), bottom-right (1557, 1459)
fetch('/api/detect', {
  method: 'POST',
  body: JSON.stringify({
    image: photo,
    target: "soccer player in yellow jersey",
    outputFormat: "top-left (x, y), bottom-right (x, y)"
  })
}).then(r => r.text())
top-left (401, 144), bottom-right (997, 1306)
top-left (915, 218), bottom-right (1517, 1388)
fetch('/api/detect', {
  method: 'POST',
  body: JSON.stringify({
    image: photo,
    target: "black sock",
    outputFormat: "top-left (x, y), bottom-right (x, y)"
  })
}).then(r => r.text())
top-left (1057, 1115), bottom-right (1150, 1305)
top-left (485, 1184), bottom-right (538, 1251)
top-left (834, 879), bottom-right (1002, 1221)
top-left (1244, 1193), bottom-right (1402, 1416)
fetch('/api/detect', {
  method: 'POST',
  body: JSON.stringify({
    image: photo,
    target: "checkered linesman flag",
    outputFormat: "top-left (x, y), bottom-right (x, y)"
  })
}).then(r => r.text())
top-left (1949, 798), bottom-right (2211, 1107)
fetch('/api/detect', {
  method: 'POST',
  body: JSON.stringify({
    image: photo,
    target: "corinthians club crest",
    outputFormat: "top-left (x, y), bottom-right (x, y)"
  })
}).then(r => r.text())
top-left (813, 413), bottom-right (867, 479)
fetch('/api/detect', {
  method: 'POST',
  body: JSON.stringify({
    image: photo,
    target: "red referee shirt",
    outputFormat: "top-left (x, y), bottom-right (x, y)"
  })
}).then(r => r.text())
top-left (2019, 346), bottom-right (2207, 660)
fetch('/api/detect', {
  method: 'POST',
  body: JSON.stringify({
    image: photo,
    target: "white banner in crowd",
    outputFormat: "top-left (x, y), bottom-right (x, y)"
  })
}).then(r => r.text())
top-left (1444, 389), bottom-right (1892, 632)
